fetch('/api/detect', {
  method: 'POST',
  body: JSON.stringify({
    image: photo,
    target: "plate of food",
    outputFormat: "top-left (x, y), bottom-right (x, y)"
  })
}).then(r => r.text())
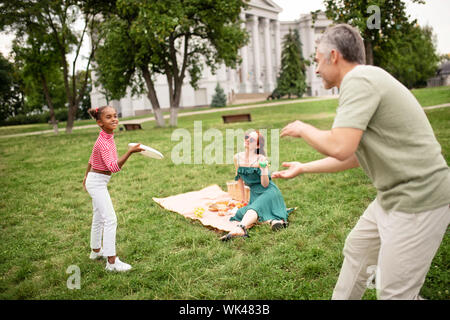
top-left (207, 200), bottom-right (248, 216)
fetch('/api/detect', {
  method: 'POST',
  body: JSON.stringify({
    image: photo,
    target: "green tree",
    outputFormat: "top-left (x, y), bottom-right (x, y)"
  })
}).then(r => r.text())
top-left (374, 24), bottom-right (440, 88)
top-left (323, 0), bottom-right (425, 65)
top-left (73, 70), bottom-right (92, 119)
top-left (94, 15), bottom-right (165, 125)
top-left (439, 54), bottom-right (450, 64)
top-left (210, 83), bottom-right (227, 107)
top-left (0, 0), bottom-right (106, 133)
top-left (275, 28), bottom-right (307, 99)
top-left (322, 0), bottom-right (439, 88)
top-left (94, 0), bottom-right (248, 127)
top-left (12, 33), bottom-right (65, 133)
top-left (0, 54), bottom-right (24, 122)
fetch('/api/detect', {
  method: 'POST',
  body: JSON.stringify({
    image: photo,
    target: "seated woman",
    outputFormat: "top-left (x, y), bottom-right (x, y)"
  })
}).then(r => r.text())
top-left (221, 130), bottom-right (293, 241)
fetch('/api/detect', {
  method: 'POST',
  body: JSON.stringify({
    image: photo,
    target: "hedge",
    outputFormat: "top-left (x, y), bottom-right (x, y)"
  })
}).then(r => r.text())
top-left (0, 109), bottom-right (72, 126)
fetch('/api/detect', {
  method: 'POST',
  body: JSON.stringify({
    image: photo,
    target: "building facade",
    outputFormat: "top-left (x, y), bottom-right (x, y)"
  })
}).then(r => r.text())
top-left (427, 61), bottom-right (450, 87)
top-left (90, 0), bottom-right (336, 117)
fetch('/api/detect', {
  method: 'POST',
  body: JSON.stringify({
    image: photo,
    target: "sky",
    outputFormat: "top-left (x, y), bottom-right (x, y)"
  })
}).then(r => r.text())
top-left (1, 0), bottom-right (449, 66)
top-left (275, 0), bottom-right (450, 55)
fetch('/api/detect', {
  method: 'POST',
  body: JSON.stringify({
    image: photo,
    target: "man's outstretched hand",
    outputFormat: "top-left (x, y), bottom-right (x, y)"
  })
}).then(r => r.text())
top-left (271, 162), bottom-right (303, 179)
top-left (280, 120), bottom-right (305, 138)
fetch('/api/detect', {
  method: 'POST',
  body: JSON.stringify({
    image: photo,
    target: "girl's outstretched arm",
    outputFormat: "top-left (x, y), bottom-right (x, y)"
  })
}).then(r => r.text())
top-left (117, 143), bottom-right (144, 169)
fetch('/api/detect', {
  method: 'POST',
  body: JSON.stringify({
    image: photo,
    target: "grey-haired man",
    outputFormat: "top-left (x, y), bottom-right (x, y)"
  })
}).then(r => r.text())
top-left (272, 23), bottom-right (449, 300)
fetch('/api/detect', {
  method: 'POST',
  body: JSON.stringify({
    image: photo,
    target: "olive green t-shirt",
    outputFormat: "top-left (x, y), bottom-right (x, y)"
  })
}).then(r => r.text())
top-left (333, 65), bottom-right (450, 213)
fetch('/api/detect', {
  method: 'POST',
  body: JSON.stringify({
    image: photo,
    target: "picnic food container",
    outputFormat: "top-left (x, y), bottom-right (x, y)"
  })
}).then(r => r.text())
top-left (226, 181), bottom-right (250, 202)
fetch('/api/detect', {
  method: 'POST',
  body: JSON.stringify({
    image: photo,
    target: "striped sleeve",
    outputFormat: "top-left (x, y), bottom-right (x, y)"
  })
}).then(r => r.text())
top-left (99, 145), bottom-right (121, 173)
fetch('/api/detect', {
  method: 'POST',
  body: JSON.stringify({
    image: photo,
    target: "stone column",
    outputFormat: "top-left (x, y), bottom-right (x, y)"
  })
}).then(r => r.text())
top-left (262, 18), bottom-right (274, 92)
top-left (239, 13), bottom-right (250, 93)
top-left (250, 15), bottom-right (263, 93)
top-left (274, 20), bottom-right (281, 79)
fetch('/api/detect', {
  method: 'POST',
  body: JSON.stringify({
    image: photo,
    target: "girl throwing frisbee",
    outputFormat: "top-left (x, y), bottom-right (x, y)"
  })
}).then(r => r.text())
top-left (83, 106), bottom-right (143, 272)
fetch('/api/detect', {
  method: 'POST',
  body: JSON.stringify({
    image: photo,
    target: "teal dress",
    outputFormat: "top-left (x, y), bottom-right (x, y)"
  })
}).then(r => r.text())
top-left (230, 166), bottom-right (292, 223)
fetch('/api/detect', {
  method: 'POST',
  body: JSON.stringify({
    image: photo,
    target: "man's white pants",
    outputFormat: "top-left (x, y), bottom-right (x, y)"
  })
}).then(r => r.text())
top-left (332, 199), bottom-right (449, 300)
top-left (85, 172), bottom-right (117, 257)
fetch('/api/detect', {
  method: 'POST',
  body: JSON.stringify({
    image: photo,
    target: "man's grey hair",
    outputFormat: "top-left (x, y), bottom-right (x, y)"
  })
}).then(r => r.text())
top-left (317, 24), bottom-right (366, 65)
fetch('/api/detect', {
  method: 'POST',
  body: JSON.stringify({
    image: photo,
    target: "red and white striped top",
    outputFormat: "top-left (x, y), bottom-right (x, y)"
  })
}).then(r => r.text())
top-left (89, 130), bottom-right (121, 173)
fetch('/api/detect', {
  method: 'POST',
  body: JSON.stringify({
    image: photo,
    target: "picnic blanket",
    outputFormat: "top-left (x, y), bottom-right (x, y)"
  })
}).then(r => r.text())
top-left (152, 185), bottom-right (240, 232)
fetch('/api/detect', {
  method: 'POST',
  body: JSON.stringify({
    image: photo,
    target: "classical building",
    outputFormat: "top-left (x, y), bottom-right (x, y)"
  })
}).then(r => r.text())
top-left (281, 12), bottom-right (337, 97)
top-left (427, 61), bottom-right (450, 87)
top-left (90, 0), bottom-right (336, 117)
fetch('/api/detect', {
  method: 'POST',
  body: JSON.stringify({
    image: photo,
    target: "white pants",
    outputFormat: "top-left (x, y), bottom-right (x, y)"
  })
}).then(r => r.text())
top-left (85, 172), bottom-right (117, 257)
top-left (332, 199), bottom-right (449, 300)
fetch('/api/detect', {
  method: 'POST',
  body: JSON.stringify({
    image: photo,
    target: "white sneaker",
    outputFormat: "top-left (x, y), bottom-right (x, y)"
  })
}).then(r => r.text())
top-left (105, 257), bottom-right (132, 272)
top-left (89, 249), bottom-right (106, 260)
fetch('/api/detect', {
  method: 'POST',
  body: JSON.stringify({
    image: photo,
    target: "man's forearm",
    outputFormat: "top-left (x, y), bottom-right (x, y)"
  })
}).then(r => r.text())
top-left (301, 154), bottom-right (359, 174)
top-left (299, 123), bottom-right (339, 158)
top-left (288, 122), bottom-right (362, 161)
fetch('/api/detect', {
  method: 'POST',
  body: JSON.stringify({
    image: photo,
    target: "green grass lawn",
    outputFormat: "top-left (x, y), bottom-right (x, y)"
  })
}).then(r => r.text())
top-left (0, 92), bottom-right (448, 300)
top-left (0, 95), bottom-right (316, 137)
top-left (412, 86), bottom-right (450, 107)
top-left (1, 85), bottom-right (449, 137)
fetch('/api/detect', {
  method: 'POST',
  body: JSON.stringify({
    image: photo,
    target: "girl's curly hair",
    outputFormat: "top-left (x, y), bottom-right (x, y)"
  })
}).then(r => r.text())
top-left (87, 106), bottom-right (110, 120)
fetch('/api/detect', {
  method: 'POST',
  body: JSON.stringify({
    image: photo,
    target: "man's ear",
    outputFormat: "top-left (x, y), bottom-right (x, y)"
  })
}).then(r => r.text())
top-left (330, 49), bottom-right (339, 64)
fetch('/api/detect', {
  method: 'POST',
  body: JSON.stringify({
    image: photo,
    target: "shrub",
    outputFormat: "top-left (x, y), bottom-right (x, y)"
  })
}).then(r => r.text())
top-left (0, 108), bottom-right (71, 126)
top-left (210, 83), bottom-right (227, 108)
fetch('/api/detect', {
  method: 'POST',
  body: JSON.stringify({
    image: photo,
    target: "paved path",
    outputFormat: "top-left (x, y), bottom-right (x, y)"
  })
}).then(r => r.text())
top-left (121, 96), bottom-right (337, 124)
top-left (421, 102), bottom-right (450, 110)
top-left (0, 96), bottom-right (336, 138)
top-left (1, 99), bottom-right (449, 139)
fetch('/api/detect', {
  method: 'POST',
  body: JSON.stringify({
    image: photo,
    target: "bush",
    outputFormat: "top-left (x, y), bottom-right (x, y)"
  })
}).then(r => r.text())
top-left (210, 83), bottom-right (227, 108)
top-left (1, 113), bottom-right (46, 126)
top-left (0, 108), bottom-right (71, 126)
top-left (267, 88), bottom-right (282, 100)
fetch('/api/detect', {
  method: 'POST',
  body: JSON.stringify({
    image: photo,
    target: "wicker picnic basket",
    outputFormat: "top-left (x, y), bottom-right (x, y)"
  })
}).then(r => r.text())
top-left (226, 181), bottom-right (250, 202)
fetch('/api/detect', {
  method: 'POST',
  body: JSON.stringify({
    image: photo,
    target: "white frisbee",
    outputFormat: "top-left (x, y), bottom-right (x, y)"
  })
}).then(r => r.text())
top-left (128, 143), bottom-right (164, 159)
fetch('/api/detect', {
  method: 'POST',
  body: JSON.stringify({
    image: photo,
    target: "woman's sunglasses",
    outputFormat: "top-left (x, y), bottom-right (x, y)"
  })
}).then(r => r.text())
top-left (245, 135), bottom-right (256, 143)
